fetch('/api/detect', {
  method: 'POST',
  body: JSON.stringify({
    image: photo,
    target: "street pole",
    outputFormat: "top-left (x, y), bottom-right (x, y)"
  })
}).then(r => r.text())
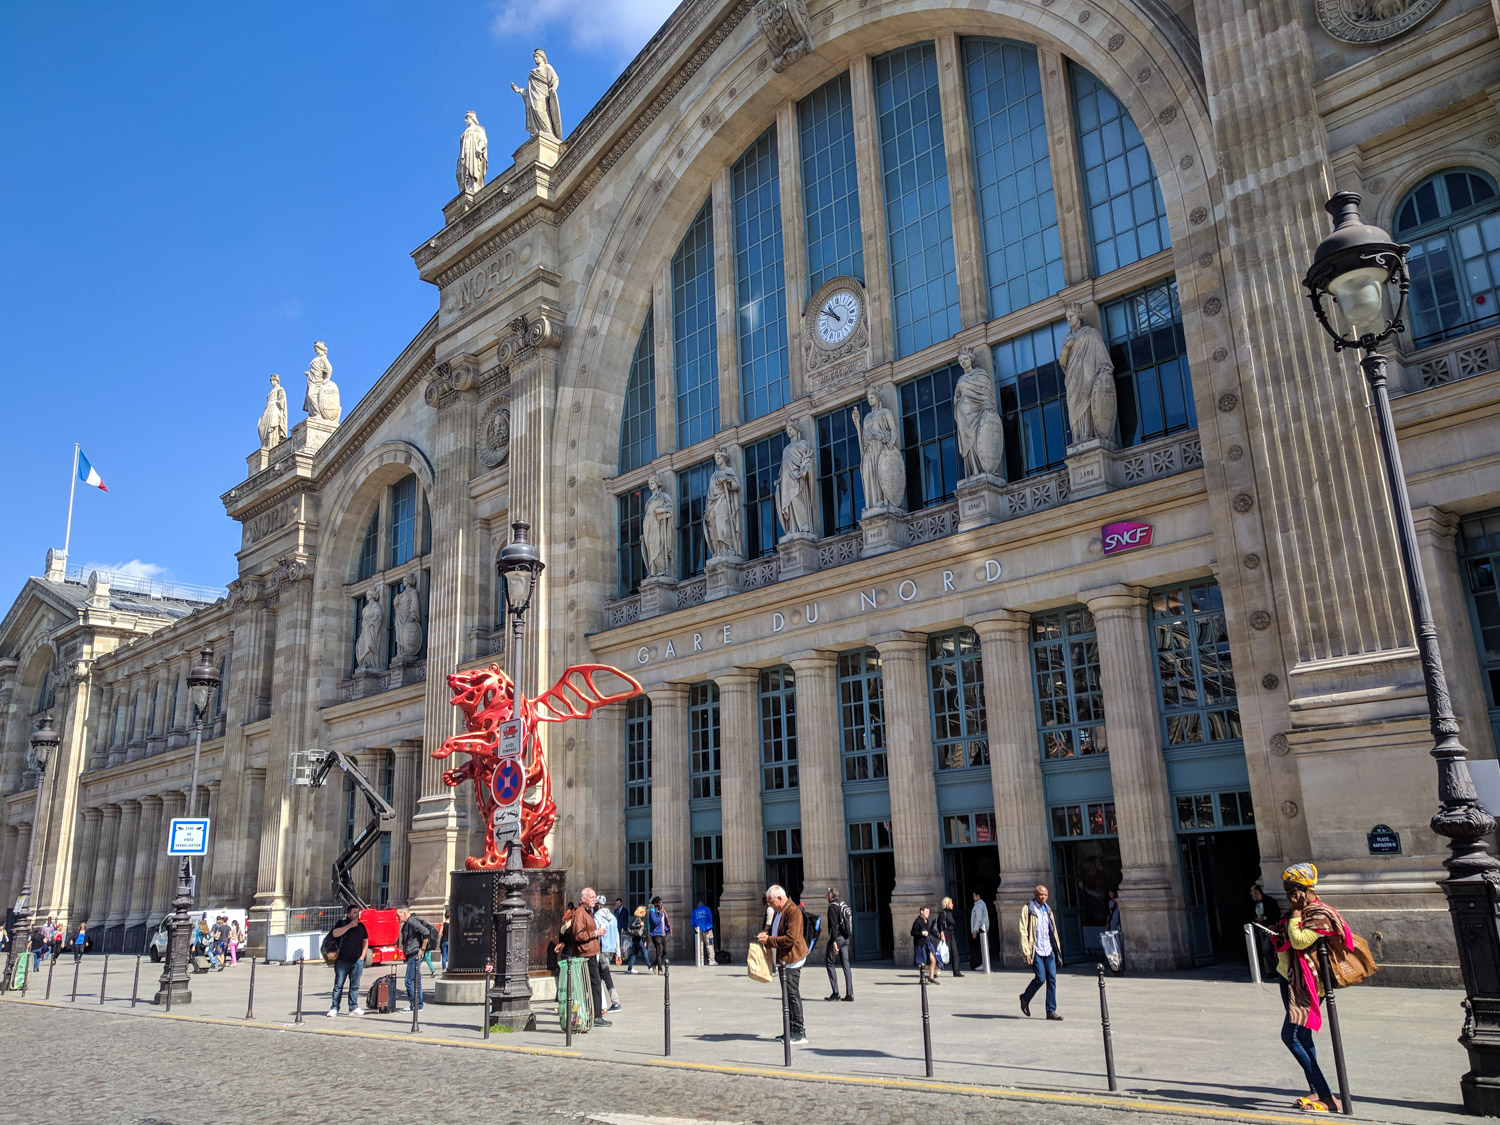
top-left (2, 718), bottom-right (58, 994)
top-left (155, 710), bottom-right (204, 1006)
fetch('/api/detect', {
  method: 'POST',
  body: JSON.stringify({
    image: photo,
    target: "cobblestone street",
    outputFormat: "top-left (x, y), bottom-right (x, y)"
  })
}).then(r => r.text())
top-left (0, 955), bottom-right (1467, 1124)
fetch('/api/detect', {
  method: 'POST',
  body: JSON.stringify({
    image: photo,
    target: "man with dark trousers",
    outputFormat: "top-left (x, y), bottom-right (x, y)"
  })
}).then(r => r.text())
top-left (823, 888), bottom-right (854, 1001)
top-left (758, 884), bottom-right (808, 1044)
top-left (557, 886), bottom-right (611, 1027)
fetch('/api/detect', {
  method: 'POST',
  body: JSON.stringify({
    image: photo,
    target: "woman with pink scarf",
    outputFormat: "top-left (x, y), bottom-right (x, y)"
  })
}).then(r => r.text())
top-left (1274, 863), bottom-right (1352, 1113)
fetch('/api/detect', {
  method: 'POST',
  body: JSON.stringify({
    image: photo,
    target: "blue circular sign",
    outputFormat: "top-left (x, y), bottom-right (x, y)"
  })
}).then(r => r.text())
top-left (493, 759), bottom-right (524, 805)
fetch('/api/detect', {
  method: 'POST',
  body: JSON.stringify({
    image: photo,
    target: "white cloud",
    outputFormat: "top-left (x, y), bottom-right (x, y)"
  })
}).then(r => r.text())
top-left (489, 0), bottom-right (681, 61)
top-left (83, 559), bottom-right (169, 580)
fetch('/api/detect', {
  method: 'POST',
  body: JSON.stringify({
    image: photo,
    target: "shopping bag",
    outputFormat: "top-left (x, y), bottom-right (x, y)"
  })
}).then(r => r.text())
top-left (1100, 929), bottom-right (1123, 974)
top-left (746, 942), bottom-right (773, 983)
top-left (557, 957), bottom-right (595, 1033)
top-left (936, 939), bottom-right (950, 967)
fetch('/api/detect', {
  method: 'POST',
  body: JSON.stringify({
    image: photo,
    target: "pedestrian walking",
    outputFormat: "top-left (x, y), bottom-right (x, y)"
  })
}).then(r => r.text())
top-left (210, 916), bottom-right (229, 970)
top-left (612, 897), bottom-right (628, 941)
top-left (72, 923), bottom-right (90, 963)
top-left (823, 888), bottom-right (854, 1001)
top-left (1274, 863), bottom-right (1347, 1113)
top-left (910, 906), bottom-right (939, 984)
top-left (440, 908), bottom-right (450, 971)
top-left (326, 905), bottom-right (369, 1017)
top-left (0, 923), bottom-right (8, 952)
top-left (625, 905), bottom-right (651, 972)
top-left (30, 927), bottom-right (47, 972)
top-left (969, 891), bottom-right (990, 971)
top-left (1018, 884), bottom-right (1063, 1019)
top-left (758, 884), bottom-right (808, 1045)
top-left (596, 896), bottom-right (622, 1011)
top-left (938, 897), bottom-right (963, 978)
top-left (648, 895), bottom-right (671, 973)
top-left (556, 887), bottom-right (610, 1026)
top-left (48, 918), bottom-right (62, 962)
top-left (228, 919), bottom-right (242, 966)
top-left (396, 906), bottom-right (437, 1012)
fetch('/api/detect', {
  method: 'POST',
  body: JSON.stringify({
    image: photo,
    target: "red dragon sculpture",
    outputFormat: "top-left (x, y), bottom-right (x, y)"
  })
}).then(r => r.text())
top-left (434, 662), bottom-right (642, 870)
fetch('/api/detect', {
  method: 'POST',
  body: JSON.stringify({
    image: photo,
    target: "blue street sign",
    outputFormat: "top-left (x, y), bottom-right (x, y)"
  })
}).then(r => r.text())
top-left (167, 817), bottom-right (210, 856)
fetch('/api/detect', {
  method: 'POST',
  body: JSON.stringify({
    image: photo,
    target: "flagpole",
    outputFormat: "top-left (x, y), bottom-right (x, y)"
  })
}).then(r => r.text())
top-left (63, 442), bottom-right (79, 565)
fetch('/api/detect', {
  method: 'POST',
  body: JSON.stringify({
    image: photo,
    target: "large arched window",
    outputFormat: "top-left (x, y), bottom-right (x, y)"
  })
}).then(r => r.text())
top-left (1395, 168), bottom-right (1500, 348)
top-left (348, 472), bottom-right (431, 679)
top-left (619, 312), bottom-right (657, 473)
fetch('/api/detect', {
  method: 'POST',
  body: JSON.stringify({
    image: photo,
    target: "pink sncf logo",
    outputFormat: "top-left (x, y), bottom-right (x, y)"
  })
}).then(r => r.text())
top-left (1101, 520), bottom-right (1154, 554)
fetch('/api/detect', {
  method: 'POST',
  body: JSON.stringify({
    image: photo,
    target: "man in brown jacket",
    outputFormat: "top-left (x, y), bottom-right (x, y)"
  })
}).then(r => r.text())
top-left (557, 886), bottom-right (611, 1027)
top-left (757, 884), bottom-right (809, 1044)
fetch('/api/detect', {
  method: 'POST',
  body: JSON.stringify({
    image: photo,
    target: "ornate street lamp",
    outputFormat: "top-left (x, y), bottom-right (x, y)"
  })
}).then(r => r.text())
top-left (1305, 191), bottom-right (1500, 1115)
top-left (2, 715), bottom-right (60, 993)
top-left (488, 520), bottom-right (546, 1031)
top-left (155, 647), bottom-right (220, 1007)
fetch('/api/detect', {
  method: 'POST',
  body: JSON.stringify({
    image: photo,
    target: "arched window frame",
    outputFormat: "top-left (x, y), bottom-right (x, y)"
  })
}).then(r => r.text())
top-left (1393, 167), bottom-right (1500, 350)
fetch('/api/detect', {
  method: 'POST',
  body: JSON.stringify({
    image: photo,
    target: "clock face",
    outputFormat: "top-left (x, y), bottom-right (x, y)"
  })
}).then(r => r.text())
top-left (816, 289), bottom-right (861, 346)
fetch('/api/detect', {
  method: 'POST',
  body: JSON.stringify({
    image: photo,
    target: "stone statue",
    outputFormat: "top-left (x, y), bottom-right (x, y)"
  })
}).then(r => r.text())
top-left (456, 111), bottom-right (488, 195)
top-left (303, 341), bottom-right (342, 424)
top-left (953, 348), bottom-right (1006, 478)
top-left (776, 420), bottom-right (816, 537)
top-left (1059, 304), bottom-right (1117, 445)
top-left (257, 374), bottom-right (288, 450)
top-left (851, 387), bottom-right (905, 513)
top-left (703, 448), bottom-right (744, 561)
top-left (511, 49), bottom-right (562, 141)
top-left (393, 572), bottom-right (424, 663)
top-left (641, 473), bottom-right (674, 579)
top-left (355, 581), bottom-right (384, 672)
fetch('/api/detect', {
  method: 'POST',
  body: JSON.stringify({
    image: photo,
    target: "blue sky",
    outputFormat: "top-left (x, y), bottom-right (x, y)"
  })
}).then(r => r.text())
top-left (0, 0), bottom-right (677, 594)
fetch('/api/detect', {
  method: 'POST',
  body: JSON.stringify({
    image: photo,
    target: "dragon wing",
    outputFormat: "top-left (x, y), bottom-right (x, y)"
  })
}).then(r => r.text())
top-left (530, 664), bottom-right (643, 723)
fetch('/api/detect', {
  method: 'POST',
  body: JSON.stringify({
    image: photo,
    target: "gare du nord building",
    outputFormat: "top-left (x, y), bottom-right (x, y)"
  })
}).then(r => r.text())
top-left (2, 0), bottom-right (1499, 985)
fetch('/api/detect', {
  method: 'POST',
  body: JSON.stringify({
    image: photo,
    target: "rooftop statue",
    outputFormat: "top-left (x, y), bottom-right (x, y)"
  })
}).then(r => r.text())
top-left (511, 48), bottom-right (562, 141)
top-left (456, 111), bottom-right (488, 195)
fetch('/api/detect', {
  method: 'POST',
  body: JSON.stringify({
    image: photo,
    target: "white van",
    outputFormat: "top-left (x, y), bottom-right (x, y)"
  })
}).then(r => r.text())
top-left (146, 908), bottom-right (248, 962)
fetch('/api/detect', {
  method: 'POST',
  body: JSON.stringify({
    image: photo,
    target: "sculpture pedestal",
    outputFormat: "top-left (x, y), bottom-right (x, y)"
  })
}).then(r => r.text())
top-left (351, 669), bottom-right (384, 696)
top-left (704, 557), bottom-right (744, 601)
top-left (514, 133), bottom-right (565, 169)
top-left (859, 508), bottom-right (908, 558)
top-left (776, 534), bottom-right (820, 579)
top-left (956, 474), bottom-right (1008, 531)
top-left (289, 417), bottom-right (338, 457)
top-left (1066, 438), bottom-right (1121, 500)
top-left (442, 867), bottom-right (566, 1017)
top-left (639, 577), bottom-right (678, 619)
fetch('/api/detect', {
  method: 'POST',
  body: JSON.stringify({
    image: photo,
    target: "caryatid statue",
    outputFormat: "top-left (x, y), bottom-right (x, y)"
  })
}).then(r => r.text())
top-left (703, 447), bottom-right (744, 561)
top-left (355, 581), bottom-right (385, 671)
top-left (640, 472), bottom-right (674, 579)
top-left (303, 341), bottom-right (342, 424)
top-left (392, 571), bottom-right (425, 664)
top-left (456, 111), bottom-right (488, 195)
top-left (952, 348), bottom-right (1006, 479)
top-left (776, 419), bottom-right (816, 537)
top-left (257, 373), bottom-right (288, 450)
top-left (852, 387), bottom-right (905, 514)
top-left (511, 49), bottom-right (562, 141)
top-left (1059, 303), bottom-right (1117, 445)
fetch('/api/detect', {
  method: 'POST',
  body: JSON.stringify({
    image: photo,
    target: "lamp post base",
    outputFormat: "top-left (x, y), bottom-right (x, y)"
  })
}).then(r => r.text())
top-left (154, 866), bottom-right (196, 1006)
top-left (487, 854), bottom-right (535, 1032)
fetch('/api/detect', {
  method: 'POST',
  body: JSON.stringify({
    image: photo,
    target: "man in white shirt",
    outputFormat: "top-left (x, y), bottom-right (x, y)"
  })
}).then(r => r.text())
top-left (1017, 884), bottom-right (1063, 1019)
top-left (969, 891), bottom-right (990, 972)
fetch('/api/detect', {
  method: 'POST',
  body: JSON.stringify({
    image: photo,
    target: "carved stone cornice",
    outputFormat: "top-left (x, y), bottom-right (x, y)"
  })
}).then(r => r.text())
top-left (265, 556), bottom-right (312, 596)
top-left (424, 352), bottom-right (482, 409)
top-left (754, 0), bottom-right (814, 72)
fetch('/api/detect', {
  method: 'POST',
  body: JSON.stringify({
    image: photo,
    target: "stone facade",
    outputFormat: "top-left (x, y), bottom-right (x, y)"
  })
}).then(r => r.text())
top-left (3, 0), bottom-right (1499, 984)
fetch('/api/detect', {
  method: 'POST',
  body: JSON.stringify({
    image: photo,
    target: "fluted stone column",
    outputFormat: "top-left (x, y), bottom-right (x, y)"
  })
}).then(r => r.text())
top-left (389, 741), bottom-right (421, 904)
top-left (198, 781), bottom-right (220, 901)
top-left (1086, 585), bottom-right (1190, 970)
top-left (1417, 509), bottom-right (1497, 761)
top-left (105, 800), bottom-right (143, 945)
top-left (152, 791), bottom-right (187, 915)
top-left (69, 808), bottom-right (103, 924)
top-left (872, 632), bottom-right (944, 933)
top-left (787, 651), bottom-right (844, 896)
top-left (10, 824), bottom-right (31, 915)
top-left (971, 612), bottom-right (1053, 967)
top-left (648, 684), bottom-right (692, 957)
top-left (126, 796), bottom-right (164, 936)
top-left (87, 805), bottom-right (120, 930)
top-left (716, 671), bottom-right (764, 955)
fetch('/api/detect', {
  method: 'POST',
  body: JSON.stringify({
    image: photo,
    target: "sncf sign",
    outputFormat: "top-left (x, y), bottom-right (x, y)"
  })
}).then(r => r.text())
top-left (1101, 520), bottom-right (1154, 555)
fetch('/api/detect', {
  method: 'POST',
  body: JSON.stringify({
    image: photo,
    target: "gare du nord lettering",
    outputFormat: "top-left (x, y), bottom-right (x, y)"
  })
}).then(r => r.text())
top-left (632, 558), bottom-right (1005, 666)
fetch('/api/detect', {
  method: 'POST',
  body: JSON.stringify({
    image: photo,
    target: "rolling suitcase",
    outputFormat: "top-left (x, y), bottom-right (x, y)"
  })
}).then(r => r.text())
top-left (367, 975), bottom-right (397, 1013)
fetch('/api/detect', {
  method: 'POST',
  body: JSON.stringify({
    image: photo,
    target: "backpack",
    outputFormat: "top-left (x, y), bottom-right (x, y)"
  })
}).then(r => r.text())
top-left (834, 901), bottom-right (853, 941)
top-left (628, 915), bottom-right (646, 938)
top-left (320, 929), bottom-right (341, 965)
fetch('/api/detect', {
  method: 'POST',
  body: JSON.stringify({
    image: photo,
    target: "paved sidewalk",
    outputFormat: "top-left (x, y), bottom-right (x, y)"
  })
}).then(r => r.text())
top-left (6, 953), bottom-right (1467, 1124)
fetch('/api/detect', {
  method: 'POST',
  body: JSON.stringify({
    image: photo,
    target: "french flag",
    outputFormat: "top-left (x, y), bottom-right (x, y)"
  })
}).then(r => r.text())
top-left (78, 451), bottom-right (108, 492)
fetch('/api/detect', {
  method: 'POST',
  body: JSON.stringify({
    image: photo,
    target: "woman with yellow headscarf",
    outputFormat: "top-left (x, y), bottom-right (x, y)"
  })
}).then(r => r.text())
top-left (1273, 863), bottom-right (1354, 1113)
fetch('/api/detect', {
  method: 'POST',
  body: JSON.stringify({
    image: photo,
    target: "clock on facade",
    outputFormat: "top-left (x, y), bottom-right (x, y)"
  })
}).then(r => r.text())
top-left (815, 288), bottom-right (862, 347)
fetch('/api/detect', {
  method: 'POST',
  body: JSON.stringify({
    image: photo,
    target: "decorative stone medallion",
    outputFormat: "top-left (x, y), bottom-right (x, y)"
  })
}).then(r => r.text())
top-left (1315, 0), bottom-right (1444, 43)
top-left (1249, 609), bottom-right (1272, 630)
top-left (1243, 552), bottom-right (1260, 569)
top-left (1233, 493), bottom-right (1254, 513)
top-left (1217, 392), bottom-right (1238, 413)
top-left (1281, 800), bottom-right (1300, 818)
top-left (1261, 673), bottom-right (1280, 690)
top-left (1270, 732), bottom-right (1291, 755)
top-left (478, 397), bottom-right (511, 468)
top-left (1226, 444), bottom-right (1243, 460)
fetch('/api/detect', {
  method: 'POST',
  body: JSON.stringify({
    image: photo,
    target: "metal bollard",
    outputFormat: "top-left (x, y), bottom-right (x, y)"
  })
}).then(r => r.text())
top-left (70, 957), bottom-right (81, 1002)
top-left (294, 955), bottom-right (305, 1024)
top-left (99, 954), bottom-right (109, 1005)
top-left (131, 955), bottom-right (142, 1007)
top-left (663, 959), bottom-right (672, 1057)
top-left (563, 960), bottom-right (573, 1047)
top-left (920, 968), bottom-right (934, 1077)
top-left (1318, 944), bottom-right (1354, 1115)
top-left (980, 932), bottom-right (992, 975)
top-left (45, 953), bottom-right (57, 1000)
top-left (1097, 965), bottom-right (1118, 1092)
top-left (387, 961), bottom-right (397, 1016)
top-left (779, 964), bottom-right (792, 1068)
top-left (482, 963), bottom-right (493, 1039)
top-left (1244, 924), bottom-right (1263, 985)
top-left (245, 956), bottom-right (256, 1020)
top-left (411, 963), bottom-right (421, 1034)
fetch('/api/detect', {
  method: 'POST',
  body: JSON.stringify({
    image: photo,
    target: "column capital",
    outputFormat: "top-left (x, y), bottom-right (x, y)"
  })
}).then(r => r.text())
top-left (138, 793), bottom-right (164, 810)
top-left (99, 803), bottom-right (122, 819)
top-left (784, 649), bottom-right (839, 673)
top-left (82, 806), bottom-right (104, 822)
top-left (393, 738), bottom-right (422, 759)
top-left (646, 682), bottom-right (692, 706)
top-left (966, 609), bottom-right (1031, 639)
top-left (1081, 583), bottom-right (1150, 617)
top-left (1413, 505), bottom-right (1461, 543)
top-left (870, 629), bottom-right (927, 657)
top-left (715, 668), bottom-right (761, 689)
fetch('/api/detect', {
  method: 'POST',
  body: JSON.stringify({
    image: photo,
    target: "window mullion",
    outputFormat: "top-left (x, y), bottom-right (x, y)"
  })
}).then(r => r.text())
top-left (933, 33), bottom-right (987, 330)
top-left (1036, 46), bottom-right (1090, 287)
